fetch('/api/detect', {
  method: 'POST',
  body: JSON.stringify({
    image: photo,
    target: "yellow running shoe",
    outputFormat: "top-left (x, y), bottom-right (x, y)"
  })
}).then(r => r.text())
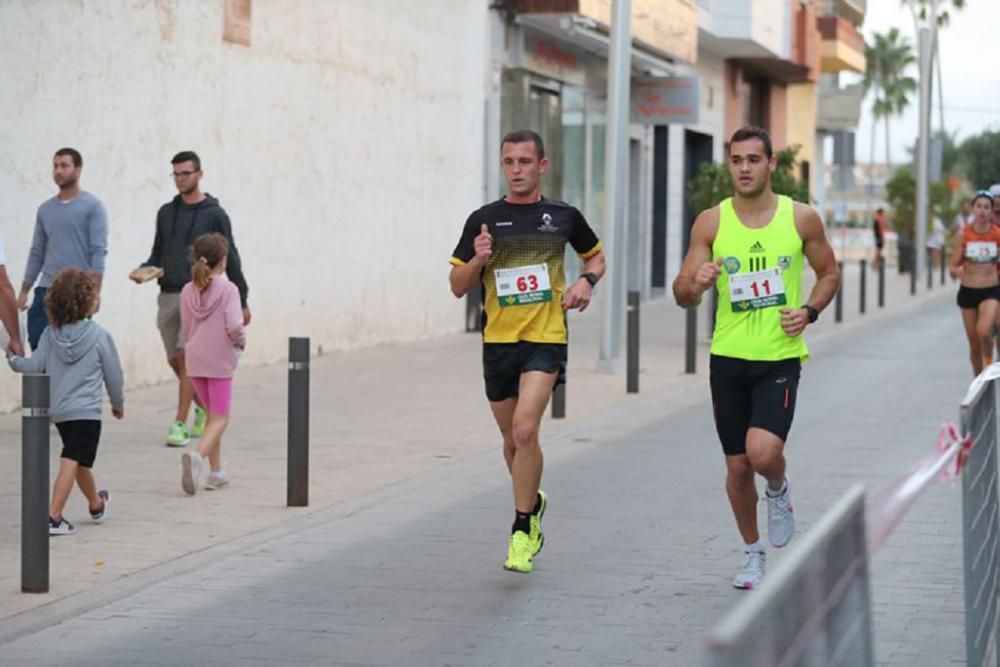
top-left (503, 531), bottom-right (534, 573)
top-left (530, 490), bottom-right (547, 556)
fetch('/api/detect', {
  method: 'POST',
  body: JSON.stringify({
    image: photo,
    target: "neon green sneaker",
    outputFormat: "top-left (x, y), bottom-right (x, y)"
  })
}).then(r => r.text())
top-left (530, 490), bottom-right (547, 556)
top-left (191, 406), bottom-right (208, 437)
top-left (165, 421), bottom-right (190, 447)
top-left (503, 531), bottom-right (534, 573)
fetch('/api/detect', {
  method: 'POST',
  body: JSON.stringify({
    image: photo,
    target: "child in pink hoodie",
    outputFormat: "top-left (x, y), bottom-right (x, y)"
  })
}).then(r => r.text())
top-left (179, 233), bottom-right (246, 495)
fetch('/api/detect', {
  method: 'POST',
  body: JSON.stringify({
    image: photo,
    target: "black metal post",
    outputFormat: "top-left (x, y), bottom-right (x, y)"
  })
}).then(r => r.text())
top-left (878, 259), bottom-right (885, 308)
top-left (626, 291), bottom-right (639, 394)
top-left (465, 291), bottom-right (482, 332)
top-left (551, 383), bottom-right (565, 419)
top-left (926, 249), bottom-right (933, 289)
top-left (835, 261), bottom-right (843, 323)
top-left (940, 251), bottom-right (946, 286)
top-left (910, 253), bottom-right (917, 295)
top-left (859, 259), bottom-right (867, 315)
top-left (685, 307), bottom-right (697, 374)
top-left (287, 338), bottom-right (310, 507)
top-left (22, 374), bottom-right (49, 594)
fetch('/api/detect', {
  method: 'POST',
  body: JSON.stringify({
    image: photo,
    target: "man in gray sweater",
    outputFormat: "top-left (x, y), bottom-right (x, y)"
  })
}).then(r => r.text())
top-left (17, 148), bottom-right (108, 350)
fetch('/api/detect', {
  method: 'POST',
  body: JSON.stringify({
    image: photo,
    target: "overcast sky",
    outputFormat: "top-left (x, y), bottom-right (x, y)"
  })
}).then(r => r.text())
top-left (850, 0), bottom-right (998, 164)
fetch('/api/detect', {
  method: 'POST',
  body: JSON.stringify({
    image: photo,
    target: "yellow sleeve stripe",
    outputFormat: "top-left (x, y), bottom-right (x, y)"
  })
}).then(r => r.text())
top-left (579, 242), bottom-right (603, 260)
top-left (449, 257), bottom-right (466, 267)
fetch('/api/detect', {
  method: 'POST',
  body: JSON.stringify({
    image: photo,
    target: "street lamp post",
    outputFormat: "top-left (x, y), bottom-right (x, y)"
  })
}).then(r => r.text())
top-left (909, 0), bottom-right (940, 289)
top-left (915, 26), bottom-right (931, 285)
top-left (598, 0), bottom-right (631, 373)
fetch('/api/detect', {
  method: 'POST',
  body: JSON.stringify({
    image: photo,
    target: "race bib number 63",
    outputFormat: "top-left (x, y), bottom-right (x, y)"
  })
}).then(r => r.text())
top-left (495, 264), bottom-right (552, 307)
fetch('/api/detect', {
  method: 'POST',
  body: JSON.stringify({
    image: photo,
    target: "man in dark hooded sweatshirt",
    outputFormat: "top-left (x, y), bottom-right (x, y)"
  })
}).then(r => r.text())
top-left (130, 151), bottom-right (250, 447)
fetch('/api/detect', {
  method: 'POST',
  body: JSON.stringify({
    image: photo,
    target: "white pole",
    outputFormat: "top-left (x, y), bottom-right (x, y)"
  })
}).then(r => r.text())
top-left (598, 0), bottom-right (631, 373)
top-left (915, 26), bottom-right (931, 285)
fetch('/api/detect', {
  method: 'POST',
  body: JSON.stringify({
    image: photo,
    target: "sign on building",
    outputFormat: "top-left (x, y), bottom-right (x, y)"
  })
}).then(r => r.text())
top-left (631, 77), bottom-right (700, 126)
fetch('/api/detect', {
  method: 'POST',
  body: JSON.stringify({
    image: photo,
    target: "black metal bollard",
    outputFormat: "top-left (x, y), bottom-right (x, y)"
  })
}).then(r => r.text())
top-left (685, 307), bottom-right (697, 374)
top-left (626, 291), bottom-right (639, 394)
top-left (859, 259), bottom-right (867, 315)
top-left (940, 252), bottom-right (946, 286)
top-left (926, 249), bottom-right (933, 289)
top-left (551, 383), bottom-right (565, 419)
top-left (22, 374), bottom-right (49, 594)
top-left (878, 260), bottom-right (885, 308)
top-left (465, 292), bottom-right (482, 332)
top-left (287, 338), bottom-right (310, 507)
top-left (910, 257), bottom-right (917, 295)
top-left (835, 261), bottom-right (843, 323)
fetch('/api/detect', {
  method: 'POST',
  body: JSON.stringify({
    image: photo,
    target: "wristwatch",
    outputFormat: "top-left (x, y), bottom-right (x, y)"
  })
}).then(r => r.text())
top-left (580, 272), bottom-right (599, 287)
top-left (803, 305), bottom-right (819, 324)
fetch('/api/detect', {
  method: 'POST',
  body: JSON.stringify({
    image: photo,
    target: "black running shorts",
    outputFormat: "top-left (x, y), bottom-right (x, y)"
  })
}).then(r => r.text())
top-left (483, 342), bottom-right (567, 402)
top-left (55, 420), bottom-right (102, 468)
top-left (709, 355), bottom-right (801, 456)
top-left (956, 285), bottom-right (1000, 310)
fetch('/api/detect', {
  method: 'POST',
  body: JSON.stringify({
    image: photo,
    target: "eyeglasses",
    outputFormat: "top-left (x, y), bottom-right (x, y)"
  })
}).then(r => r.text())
top-left (171, 170), bottom-right (197, 179)
top-left (974, 190), bottom-right (995, 202)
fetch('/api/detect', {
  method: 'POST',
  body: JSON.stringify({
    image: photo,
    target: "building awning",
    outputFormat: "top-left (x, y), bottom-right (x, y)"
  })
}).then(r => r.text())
top-left (737, 57), bottom-right (812, 83)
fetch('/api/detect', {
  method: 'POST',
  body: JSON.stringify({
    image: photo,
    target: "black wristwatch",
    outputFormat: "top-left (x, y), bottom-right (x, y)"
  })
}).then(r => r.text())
top-left (803, 305), bottom-right (819, 324)
top-left (580, 272), bottom-right (599, 287)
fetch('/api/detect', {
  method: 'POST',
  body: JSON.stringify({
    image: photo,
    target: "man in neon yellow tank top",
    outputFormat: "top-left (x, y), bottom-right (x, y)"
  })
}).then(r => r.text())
top-left (673, 126), bottom-right (840, 589)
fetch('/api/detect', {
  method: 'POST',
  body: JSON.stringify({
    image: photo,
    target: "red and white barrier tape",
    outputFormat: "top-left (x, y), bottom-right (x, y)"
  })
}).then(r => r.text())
top-left (866, 422), bottom-right (971, 554)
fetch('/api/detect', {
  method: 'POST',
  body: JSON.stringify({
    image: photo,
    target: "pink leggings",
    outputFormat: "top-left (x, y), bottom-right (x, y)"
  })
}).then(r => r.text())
top-left (190, 377), bottom-right (234, 416)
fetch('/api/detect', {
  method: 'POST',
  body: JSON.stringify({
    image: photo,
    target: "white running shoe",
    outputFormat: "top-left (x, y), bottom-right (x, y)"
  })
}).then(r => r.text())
top-left (90, 490), bottom-right (110, 524)
top-left (732, 549), bottom-right (766, 589)
top-left (766, 478), bottom-right (795, 548)
top-left (181, 452), bottom-right (205, 496)
top-left (205, 472), bottom-right (230, 491)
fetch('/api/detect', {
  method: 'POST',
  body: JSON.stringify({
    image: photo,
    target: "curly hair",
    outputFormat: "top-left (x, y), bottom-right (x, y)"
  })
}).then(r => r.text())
top-left (44, 268), bottom-right (98, 327)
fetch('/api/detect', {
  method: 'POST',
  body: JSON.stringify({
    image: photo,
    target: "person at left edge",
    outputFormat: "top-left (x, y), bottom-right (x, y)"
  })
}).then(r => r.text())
top-left (449, 128), bottom-right (606, 575)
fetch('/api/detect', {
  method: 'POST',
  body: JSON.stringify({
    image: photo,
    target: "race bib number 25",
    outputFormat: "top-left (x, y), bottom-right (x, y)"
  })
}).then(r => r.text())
top-left (495, 264), bottom-right (552, 307)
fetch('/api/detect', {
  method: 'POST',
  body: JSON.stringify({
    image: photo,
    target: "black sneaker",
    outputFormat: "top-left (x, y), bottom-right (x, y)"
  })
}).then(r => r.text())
top-left (49, 516), bottom-right (76, 536)
top-left (90, 490), bottom-right (110, 524)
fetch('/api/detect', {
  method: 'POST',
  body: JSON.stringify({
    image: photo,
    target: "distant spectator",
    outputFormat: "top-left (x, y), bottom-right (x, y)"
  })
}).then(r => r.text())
top-left (0, 236), bottom-right (24, 356)
top-left (873, 208), bottom-right (887, 269)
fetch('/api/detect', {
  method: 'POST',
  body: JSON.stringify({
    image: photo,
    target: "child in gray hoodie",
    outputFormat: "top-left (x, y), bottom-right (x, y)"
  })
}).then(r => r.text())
top-left (8, 267), bottom-right (124, 535)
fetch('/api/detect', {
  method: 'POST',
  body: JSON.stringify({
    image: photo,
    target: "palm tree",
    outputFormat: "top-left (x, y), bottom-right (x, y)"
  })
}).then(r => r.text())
top-left (863, 29), bottom-right (918, 170)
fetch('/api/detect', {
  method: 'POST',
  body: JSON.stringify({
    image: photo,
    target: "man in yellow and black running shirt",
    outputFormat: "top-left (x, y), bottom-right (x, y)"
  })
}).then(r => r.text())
top-left (449, 129), bottom-right (605, 574)
top-left (673, 126), bottom-right (840, 590)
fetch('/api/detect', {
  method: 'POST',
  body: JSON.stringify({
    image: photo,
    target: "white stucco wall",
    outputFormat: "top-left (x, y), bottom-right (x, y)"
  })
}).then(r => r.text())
top-left (0, 1), bottom-right (489, 411)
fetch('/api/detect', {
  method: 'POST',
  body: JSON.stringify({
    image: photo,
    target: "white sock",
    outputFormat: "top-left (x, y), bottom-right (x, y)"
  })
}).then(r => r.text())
top-left (744, 539), bottom-right (766, 553)
top-left (210, 470), bottom-right (225, 478)
top-left (766, 477), bottom-right (787, 496)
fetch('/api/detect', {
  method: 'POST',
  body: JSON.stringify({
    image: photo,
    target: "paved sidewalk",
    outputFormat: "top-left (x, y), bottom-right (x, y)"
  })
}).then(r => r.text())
top-left (0, 281), bottom-right (969, 666)
top-left (0, 264), bottom-right (954, 638)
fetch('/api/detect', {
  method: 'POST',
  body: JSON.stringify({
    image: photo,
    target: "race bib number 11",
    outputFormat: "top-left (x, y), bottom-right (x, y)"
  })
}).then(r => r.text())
top-left (729, 268), bottom-right (787, 312)
top-left (495, 264), bottom-right (552, 307)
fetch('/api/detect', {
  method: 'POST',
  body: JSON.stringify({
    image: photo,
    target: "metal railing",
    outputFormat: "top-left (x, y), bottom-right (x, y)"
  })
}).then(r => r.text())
top-left (961, 375), bottom-right (1000, 667)
top-left (708, 373), bottom-right (1000, 667)
top-left (707, 485), bottom-right (874, 667)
